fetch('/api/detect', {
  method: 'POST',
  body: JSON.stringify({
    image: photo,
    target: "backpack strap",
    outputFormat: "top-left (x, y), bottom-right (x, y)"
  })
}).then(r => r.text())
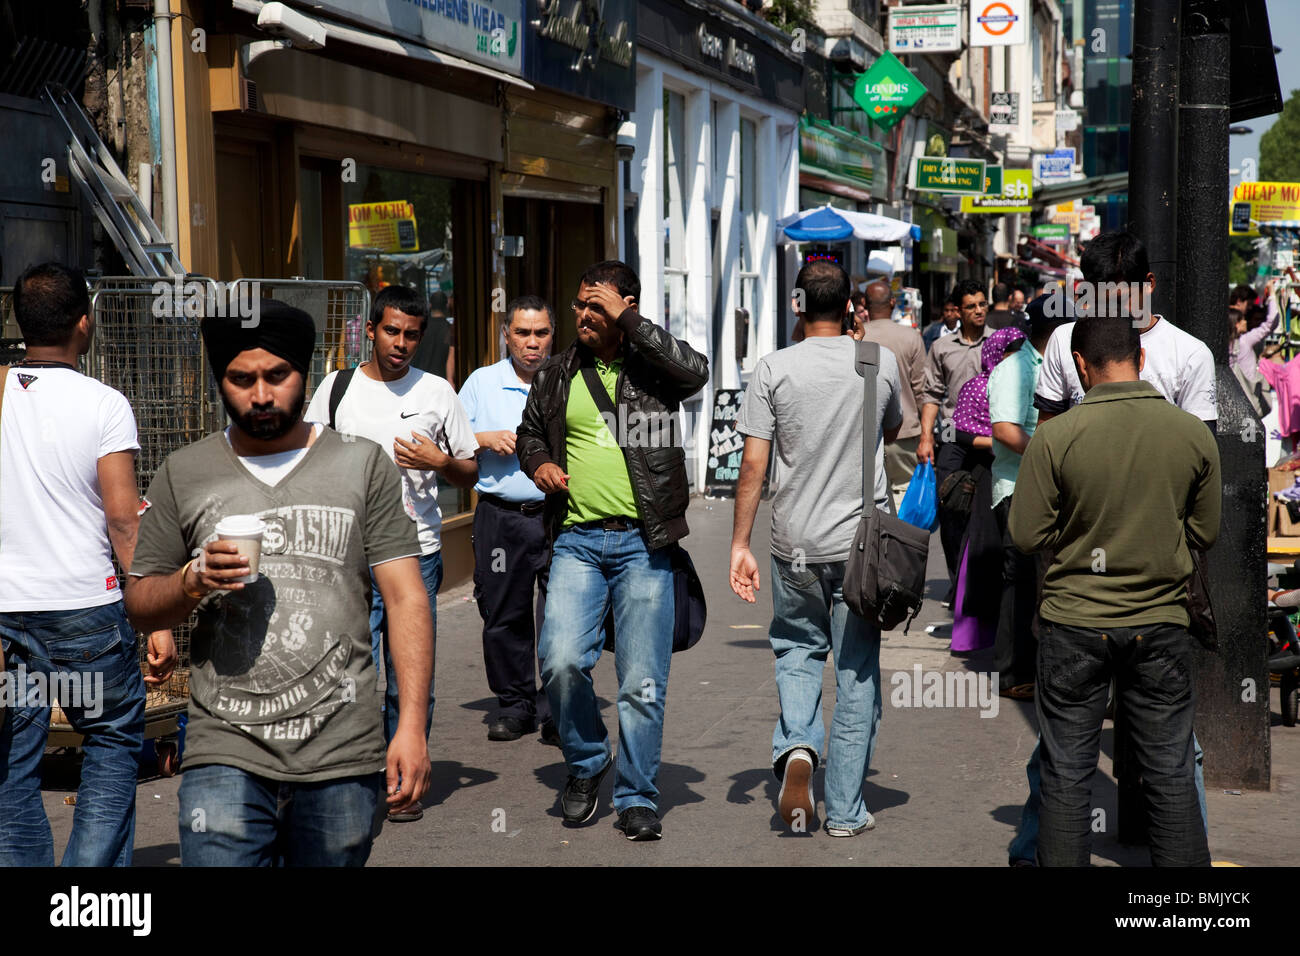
top-left (328, 366), bottom-right (357, 430)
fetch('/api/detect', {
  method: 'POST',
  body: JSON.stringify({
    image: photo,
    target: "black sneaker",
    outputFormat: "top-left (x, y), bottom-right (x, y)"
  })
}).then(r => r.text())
top-left (615, 806), bottom-right (662, 841)
top-left (539, 719), bottom-right (561, 746)
top-left (560, 760), bottom-right (612, 823)
top-left (488, 716), bottom-right (535, 741)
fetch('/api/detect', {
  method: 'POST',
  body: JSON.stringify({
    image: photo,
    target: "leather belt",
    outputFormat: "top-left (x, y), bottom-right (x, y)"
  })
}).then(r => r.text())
top-left (572, 516), bottom-right (642, 532)
top-left (479, 493), bottom-right (545, 516)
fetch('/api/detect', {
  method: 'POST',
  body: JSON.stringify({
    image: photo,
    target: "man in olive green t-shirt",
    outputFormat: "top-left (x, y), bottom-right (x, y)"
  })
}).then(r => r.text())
top-left (1009, 317), bottom-right (1220, 868)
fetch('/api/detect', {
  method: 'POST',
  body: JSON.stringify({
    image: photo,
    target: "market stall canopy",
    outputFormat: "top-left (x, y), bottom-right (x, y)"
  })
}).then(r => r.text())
top-left (778, 205), bottom-right (922, 244)
top-left (1259, 220), bottom-right (1300, 242)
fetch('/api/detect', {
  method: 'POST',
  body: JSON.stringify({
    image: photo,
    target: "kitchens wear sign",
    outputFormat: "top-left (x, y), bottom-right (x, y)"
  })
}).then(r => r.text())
top-left (305, 0), bottom-right (524, 75)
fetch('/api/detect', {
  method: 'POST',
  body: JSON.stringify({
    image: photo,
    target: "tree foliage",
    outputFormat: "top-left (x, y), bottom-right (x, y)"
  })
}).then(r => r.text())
top-left (1259, 88), bottom-right (1300, 183)
top-left (763, 0), bottom-right (817, 34)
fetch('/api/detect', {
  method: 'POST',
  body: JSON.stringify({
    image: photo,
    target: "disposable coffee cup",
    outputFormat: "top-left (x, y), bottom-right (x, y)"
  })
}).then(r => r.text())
top-left (215, 515), bottom-right (267, 584)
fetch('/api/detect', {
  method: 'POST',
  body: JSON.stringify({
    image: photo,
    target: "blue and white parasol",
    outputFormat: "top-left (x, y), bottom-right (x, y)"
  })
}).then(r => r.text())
top-left (778, 204), bottom-right (922, 244)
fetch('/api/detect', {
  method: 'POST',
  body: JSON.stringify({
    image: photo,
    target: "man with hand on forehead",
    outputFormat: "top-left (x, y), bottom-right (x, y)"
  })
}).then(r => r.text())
top-left (126, 301), bottom-right (433, 865)
top-left (517, 260), bottom-right (708, 842)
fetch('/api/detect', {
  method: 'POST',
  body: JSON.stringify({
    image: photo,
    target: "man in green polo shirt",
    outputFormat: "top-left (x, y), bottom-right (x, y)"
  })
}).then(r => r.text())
top-left (517, 260), bottom-right (708, 841)
top-left (1009, 317), bottom-right (1220, 867)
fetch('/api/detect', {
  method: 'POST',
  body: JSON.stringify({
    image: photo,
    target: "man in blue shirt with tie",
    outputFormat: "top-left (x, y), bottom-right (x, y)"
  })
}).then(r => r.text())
top-left (459, 296), bottom-right (559, 743)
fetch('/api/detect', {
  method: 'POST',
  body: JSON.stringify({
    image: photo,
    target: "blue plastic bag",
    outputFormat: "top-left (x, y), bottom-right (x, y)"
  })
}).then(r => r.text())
top-left (897, 460), bottom-right (938, 531)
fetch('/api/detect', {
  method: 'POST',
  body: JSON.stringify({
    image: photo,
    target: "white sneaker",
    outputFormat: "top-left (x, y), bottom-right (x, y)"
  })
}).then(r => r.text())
top-left (826, 812), bottom-right (876, 837)
top-left (778, 749), bottom-right (816, 829)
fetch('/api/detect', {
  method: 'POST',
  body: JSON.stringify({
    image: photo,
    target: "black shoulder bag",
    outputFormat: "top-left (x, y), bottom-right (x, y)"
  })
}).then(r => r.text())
top-left (843, 341), bottom-right (932, 632)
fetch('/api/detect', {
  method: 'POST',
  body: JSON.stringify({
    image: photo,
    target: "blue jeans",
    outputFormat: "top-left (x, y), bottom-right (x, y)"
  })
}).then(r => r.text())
top-left (178, 763), bottom-right (381, 866)
top-left (538, 526), bottom-right (675, 813)
top-left (768, 555), bottom-right (882, 832)
top-left (370, 551), bottom-right (440, 745)
top-left (1009, 734), bottom-right (1207, 864)
top-left (0, 602), bottom-right (146, 866)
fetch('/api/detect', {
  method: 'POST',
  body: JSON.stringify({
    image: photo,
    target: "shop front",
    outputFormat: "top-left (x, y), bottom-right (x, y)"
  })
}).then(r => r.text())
top-left (631, 0), bottom-right (803, 488)
top-left (795, 115), bottom-right (889, 288)
top-left (507, 0), bottom-right (637, 346)
top-left (175, 0), bottom-right (528, 587)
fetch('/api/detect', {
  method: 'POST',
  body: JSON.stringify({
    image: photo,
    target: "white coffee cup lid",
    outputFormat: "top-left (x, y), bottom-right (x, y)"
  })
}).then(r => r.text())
top-left (215, 514), bottom-right (267, 536)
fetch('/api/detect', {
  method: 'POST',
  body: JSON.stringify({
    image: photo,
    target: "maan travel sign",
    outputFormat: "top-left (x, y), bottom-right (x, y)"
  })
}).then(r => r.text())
top-left (853, 52), bottom-right (927, 130)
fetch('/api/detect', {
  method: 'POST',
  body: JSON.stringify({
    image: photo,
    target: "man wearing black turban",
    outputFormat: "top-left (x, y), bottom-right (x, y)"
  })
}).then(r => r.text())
top-left (200, 300), bottom-right (317, 443)
top-left (126, 298), bottom-right (434, 866)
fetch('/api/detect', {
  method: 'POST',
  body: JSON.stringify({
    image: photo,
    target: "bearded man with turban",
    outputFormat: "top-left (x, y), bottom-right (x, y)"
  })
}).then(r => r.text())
top-left (125, 300), bottom-right (433, 866)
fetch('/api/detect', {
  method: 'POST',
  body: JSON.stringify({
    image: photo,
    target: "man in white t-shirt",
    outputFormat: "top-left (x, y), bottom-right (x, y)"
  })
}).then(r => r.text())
top-left (1033, 234), bottom-right (1216, 424)
top-left (0, 262), bottom-right (176, 866)
top-left (304, 285), bottom-right (477, 821)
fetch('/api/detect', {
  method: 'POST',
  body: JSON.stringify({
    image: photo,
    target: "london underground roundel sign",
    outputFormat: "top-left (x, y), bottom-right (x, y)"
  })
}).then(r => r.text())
top-left (971, 0), bottom-right (1027, 47)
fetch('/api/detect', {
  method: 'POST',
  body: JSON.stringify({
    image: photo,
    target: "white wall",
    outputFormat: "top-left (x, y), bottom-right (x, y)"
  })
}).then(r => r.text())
top-left (628, 50), bottom-right (800, 488)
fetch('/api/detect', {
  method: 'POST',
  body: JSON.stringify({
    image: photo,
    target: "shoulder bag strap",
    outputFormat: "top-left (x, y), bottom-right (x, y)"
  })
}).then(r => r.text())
top-left (855, 341), bottom-right (879, 508)
top-left (328, 366), bottom-right (357, 430)
top-left (580, 362), bottom-right (621, 443)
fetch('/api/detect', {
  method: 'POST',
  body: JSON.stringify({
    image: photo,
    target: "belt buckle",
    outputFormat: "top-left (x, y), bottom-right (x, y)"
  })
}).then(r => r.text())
top-left (601, 517), bottom-right (628, 532)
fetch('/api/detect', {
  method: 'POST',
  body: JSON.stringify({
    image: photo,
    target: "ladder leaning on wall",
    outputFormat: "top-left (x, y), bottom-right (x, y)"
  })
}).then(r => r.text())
top-left (42, 82), bottom-right (185, 279)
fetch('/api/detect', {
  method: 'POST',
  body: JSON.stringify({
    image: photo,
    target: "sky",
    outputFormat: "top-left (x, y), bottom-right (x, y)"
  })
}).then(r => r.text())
top-left (1228, 0), bottom-right (1300, 185)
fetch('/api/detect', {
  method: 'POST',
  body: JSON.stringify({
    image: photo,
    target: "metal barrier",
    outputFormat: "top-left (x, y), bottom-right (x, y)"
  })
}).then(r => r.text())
top-left (42, 277), bottom-right (372, 767)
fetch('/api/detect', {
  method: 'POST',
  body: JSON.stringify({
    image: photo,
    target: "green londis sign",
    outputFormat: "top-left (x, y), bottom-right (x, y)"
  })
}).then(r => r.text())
top-left (853, 52), bottom-right (927, 130)
top-left (914, 157), bottom-right (987, 194)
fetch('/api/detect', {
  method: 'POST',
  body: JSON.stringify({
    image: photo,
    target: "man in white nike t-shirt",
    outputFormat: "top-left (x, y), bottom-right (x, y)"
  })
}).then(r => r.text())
top-left (305, 285), bottom-right (477, 821)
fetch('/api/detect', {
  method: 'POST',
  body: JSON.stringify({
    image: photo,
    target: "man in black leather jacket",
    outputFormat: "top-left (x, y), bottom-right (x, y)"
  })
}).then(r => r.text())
top-left (516, 260), bottom-right (708, 841)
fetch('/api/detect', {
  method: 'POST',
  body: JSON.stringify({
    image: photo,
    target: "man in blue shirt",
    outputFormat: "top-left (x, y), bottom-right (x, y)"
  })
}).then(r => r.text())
top-left (459, 296), bottom-right (558, 743)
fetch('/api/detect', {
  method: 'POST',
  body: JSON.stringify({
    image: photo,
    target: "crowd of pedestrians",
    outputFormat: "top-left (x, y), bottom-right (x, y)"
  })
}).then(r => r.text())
top-left (0, 230), bottom-right (1221, 866)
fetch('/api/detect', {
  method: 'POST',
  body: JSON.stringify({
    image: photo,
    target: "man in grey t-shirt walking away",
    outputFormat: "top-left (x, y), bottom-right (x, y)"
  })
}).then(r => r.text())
top-left (126, 303), bottom-right (433, 866)
top-left (729, 261), bottom-right (902, 837)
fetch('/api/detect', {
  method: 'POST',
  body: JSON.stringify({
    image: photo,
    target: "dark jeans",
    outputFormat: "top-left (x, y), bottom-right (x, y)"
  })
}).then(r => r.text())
top-left (993, 496), bottom-right (1037, 689)
top-left (178, 764), bottom-right (381, 866)
top-left (472, 499), bottom-right (551, 724)
top-left (1036, 619), bottom-right (1208, 867)
top-left (369, 552), bottom-right (440, 745)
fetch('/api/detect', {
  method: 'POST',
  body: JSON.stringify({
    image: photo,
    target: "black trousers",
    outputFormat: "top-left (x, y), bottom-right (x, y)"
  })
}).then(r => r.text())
top-left (472, 499), bottom-right (551, 723)
top-left (934, 436), bottom-right (973, 586)
top-left (993, 496), bottom-right (1038, 688)
top-left (1036, 621), bottom-right (1207, 867)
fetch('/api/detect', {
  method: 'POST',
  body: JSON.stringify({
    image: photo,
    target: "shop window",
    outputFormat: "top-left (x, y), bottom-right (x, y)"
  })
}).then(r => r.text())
top-left (739, 117), bottom-right (760, 371)
top-left (342, 163), bottom-right (467, 520)
top-left (664, 90), bottom-right (688, 339)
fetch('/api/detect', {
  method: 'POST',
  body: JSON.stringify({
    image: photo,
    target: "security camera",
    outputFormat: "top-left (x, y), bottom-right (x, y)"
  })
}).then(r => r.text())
top-left (257, 2), bottom-right (327, 50)
top-left (615, 120), bottom-right (636, 162)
